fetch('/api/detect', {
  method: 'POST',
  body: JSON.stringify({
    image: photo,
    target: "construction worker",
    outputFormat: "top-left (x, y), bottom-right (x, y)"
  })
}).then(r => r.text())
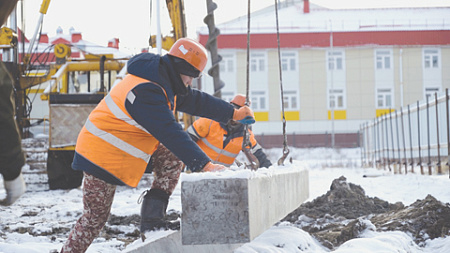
top-left (187, 94), bottom-right (272, 169)
top-left (60, 38), bottom-right (255, 252)
top-left (0, 0), bottom-right (27, 206)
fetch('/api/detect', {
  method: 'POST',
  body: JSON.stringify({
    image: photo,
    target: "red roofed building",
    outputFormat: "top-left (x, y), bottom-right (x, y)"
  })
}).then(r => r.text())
top-left (198, 0), bottom-right (450, 148)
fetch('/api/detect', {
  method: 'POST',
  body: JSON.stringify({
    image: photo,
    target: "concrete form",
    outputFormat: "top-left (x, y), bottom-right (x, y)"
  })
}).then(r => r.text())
top-left (181, 168), bottom-right (309, 245)
top-left (124, 231), bottom-right (242, 253)
top-left (126, 167), bottom-right (309, 252)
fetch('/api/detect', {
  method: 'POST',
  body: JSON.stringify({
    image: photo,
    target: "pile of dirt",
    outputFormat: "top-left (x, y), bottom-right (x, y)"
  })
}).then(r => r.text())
top-left (371, 194), bottom-right (450, 246)
top-left (282, 176), bottom-right (450, 249)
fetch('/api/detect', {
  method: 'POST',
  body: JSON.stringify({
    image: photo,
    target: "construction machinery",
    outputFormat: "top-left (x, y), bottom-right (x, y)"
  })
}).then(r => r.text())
top-left (2, 0), bottom-right (224, 189)
top-left (151, 0), bottom-right (223, 128)
top-left (2, 0), bottom-right (127, 189)
top-left (2, 0), bottom-right (264, 189)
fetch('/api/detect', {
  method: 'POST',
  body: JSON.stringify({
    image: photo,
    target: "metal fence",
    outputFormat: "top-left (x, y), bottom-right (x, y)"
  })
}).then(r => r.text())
top-left (360, 89), bottom-right (450, 176)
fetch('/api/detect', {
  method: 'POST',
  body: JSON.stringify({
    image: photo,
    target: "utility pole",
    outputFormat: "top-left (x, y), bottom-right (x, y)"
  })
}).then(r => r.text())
top-left (329, 20), bottom-right (335, 149)
top-left (399, 48), bottom-right (403, 107)
top-left (156, 0), bottom-right (162, 54)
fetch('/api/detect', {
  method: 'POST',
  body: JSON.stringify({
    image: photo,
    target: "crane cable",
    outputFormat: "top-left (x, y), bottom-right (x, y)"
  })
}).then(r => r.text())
top-left (242, 0), bottom-right (259, 170)
top-left (275, 0), bottom-right (290, 165)
top-left (245, 0), bottom-right (251, 102)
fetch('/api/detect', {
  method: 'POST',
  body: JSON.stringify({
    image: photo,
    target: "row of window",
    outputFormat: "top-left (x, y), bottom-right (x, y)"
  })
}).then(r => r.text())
top-left (219, 49), bottom-right (441, 72)
top-left (218, 48), bottom-right (442, 112)
top-left (224, 87), bottom-right (441, 112)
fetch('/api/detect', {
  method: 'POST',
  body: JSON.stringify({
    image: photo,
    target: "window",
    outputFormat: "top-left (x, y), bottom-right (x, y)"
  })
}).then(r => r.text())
top-left (250, 91), bottom-right (267, 111)
top-left (328, 51), bottom-right (343, 70)
top-left (221, 91), bottom-right (235, 103)
top-left (283, 90), bottom-right (298, 110)
top-left (425, 87), bottom-right (440, 101)
top-left (219, 54), bottom-right (234, 73)
top-left (281, 52), bottom-right (296, 71)
top-left (250, 53), bottom-right (265, 72)
top-left (376, 50), bottom-right (391, 70)
top-left (424, 49), bottom-right (439, 69)
top-left (376, 88), bottom-right (393, 108)
top-left (328, 89), bottom-right (344, 109)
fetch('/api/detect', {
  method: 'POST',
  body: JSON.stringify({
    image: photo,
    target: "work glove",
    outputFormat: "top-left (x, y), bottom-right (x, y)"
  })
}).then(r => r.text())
top-left (202, 162), bottom-right (227, 172)
top-left (233, 106), bottom-right (255, 125)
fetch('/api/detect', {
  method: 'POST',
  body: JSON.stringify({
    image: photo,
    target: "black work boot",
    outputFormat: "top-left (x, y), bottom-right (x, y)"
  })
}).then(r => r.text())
top-left (139, 189), bottom-right (173, 241)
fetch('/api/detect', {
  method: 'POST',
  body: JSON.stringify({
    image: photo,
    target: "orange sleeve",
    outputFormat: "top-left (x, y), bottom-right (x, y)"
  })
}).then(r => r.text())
top-left (192, 118), bottom-right (213, 138)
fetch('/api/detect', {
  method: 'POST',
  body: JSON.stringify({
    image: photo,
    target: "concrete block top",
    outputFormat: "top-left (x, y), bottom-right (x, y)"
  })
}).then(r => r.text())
top-left (181, 162), bottom-right (309, 182)
top-left (181, 162), bottom-right (310, 245)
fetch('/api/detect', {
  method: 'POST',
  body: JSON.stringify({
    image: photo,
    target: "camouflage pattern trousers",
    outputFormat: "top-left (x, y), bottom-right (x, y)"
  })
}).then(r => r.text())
top-left (61, 144), bottom-right (183, 253)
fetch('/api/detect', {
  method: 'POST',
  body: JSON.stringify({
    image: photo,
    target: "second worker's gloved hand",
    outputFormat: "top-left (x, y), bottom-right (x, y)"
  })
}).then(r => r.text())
top-left (233, 106), bottom-right (255, 125)
top-left (202, 162), bottom-right (227, 172)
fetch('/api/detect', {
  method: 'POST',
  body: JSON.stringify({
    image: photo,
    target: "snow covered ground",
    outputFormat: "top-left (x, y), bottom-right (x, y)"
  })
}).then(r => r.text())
top-left (1, 142), bottom-right (449, 253)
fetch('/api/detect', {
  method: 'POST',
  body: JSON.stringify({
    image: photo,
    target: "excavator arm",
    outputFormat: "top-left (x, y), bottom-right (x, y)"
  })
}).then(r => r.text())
top-left (149, 0), bottom-right (223, 129)
top-left (149, 0), bottom-right (187, 51)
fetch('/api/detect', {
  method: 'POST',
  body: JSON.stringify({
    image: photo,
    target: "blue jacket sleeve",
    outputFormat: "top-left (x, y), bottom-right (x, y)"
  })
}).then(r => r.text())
top-left (176, 87), bottom-right (235, 124)
top-left (125, 83), bottom-right (210, 172)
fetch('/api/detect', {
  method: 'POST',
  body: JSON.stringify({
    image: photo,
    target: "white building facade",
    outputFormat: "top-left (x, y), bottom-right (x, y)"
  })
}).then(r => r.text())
top-left (198, 0), bottom-right (450, 148)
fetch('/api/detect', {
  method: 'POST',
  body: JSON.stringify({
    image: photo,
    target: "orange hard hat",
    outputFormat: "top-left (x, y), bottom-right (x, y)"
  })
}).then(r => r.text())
top-left (230, 94), bottom-right (249, 108)
top-left (168, 38), bottom-right (208, 72)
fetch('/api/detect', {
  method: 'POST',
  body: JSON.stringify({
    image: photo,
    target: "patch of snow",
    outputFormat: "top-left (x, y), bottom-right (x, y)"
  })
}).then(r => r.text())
top-left (1, 147), bottom-right (449, 253)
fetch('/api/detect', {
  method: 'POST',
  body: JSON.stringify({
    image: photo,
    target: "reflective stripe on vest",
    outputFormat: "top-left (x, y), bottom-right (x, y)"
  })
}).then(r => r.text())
top-left (76, 74), bottom-right (173, 187)
top-left (104, 94), bottom-right (149, 134)
top-left (199, 137), bottom-right (239, 160)
top-left (193, 119), bottom-right (239, 166)
top-left (193, 119), bottom-right (257, 166)
top-left (84, 118), bottom-right (151, 163)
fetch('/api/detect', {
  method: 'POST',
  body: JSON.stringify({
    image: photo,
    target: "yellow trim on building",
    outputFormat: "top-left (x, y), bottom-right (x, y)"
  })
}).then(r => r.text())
top-left (254, 112), bottom-right (269, 122)
top-left (282, 111), bottom-right (300, 121)
top-left (376, 109), bottom-right (394, 117)
top-left (328, 110), bottom-right (347, 120)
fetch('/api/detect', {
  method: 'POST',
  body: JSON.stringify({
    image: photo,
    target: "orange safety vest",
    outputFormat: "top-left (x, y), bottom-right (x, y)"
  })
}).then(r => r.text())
top-left (75, 74), bottom-right (173, 187)
top-left (192, 118), bottom-right (257, 166)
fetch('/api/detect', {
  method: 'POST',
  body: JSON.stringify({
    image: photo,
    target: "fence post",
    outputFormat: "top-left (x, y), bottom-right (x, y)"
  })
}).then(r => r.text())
top-left (408, 105), bottom-right (414, 173)
top-left (373, 118), bottom-right (377, 167)
top-left (360, 124), bottom-right (365, 167)
top-left (446, 88), bottom-right (450, 179)
top-left (401, 107), bottom-right (407, 174)
top-left (376, 117), bottom-right (381, 168)
top-left (426, 96), bottom-right (432, 175)
top-left (435, 93), bottom-right (442, 174)
top-left (381, 114), bottom-right (385, 170)
top-left (395, 110), bottom-right (401, 173)
top-left (417, 101), bottom-right (423, 174)
top-left (384, 113), bottom-right (391, 171)
top-left (389, 109), bottom-right (396, 173)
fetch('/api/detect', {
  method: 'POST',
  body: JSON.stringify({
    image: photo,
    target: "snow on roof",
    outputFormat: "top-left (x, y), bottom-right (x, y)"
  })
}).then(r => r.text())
top-left (198, 1), bottom-right (450, 35)
top-left (71, 39), bottom-right (130, 59)
top-left (19, 31), bottom-right (131, 59)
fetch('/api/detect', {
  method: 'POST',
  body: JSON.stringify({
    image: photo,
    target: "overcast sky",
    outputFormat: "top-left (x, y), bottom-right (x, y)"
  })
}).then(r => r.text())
top-left (16, 0), bottom-right (450, 54)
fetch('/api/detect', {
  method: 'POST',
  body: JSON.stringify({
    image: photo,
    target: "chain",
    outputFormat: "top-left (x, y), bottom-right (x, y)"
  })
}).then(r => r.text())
top-left (275, 0), bottom-right (290, 165)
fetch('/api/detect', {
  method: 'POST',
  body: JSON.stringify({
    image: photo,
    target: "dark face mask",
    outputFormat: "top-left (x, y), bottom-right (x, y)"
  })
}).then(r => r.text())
top-left (162, 56), bottom-right (186, 96)
top-left (170, 55), bottom-right (201, 78)
top-left (166, 55), bottom-right (200, 96)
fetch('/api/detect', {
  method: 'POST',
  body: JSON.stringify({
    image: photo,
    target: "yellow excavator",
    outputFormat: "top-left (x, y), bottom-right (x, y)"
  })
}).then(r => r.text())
top-left (2, 0), bottom-right (127, 189)
top-left (1, 0), bottom-right (226, 189)
top-left (150, 0), bottom-right (224, 128)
